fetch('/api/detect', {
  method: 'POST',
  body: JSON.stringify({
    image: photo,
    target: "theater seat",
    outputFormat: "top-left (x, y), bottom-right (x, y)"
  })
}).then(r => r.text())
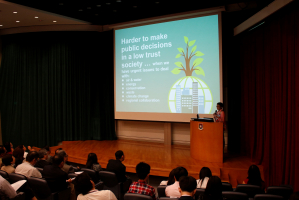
top-left (27, 176), bottom-right (71, 200)
top-left (124, 193), bottom-right (153, 200)
top-left (254, 194), bottom-right (284, 200)
top-left (99, 171), bottom-right (122, 199)
top-left (236, 184), bottom-right (265, 198)
top-left (157, 185), bottom-right (167, 198)
top-left (266, 186), bottom-right (293, 200)
top-left (222, 191), bottom-right (249, 200)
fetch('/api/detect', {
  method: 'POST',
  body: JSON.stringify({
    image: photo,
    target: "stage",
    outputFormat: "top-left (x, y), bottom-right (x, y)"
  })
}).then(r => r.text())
top-left (48, 140), bottom-right (262, 188)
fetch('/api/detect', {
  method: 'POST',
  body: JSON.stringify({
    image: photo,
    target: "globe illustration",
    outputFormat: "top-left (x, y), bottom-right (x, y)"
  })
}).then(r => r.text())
top-left (168, 76), bottom-right (213, 114)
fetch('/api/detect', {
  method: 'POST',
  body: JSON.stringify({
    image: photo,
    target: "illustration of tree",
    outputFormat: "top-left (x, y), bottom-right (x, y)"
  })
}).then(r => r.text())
top-left (171, 36), bottom-right (205, 76)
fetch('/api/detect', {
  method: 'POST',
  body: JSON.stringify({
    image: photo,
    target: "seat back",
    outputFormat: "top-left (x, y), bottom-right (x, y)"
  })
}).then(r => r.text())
top-left (81, 168), bottom-right (99, 183)
top-left (266, 186), bottom-right (293, 200)
top-left (194, 188), bottom-right (205, 200)
top-left (254, 194), bottom-right (284, 200)
top-left (27, 177), bottom-right (52, 199)
top-left (0, 170), bottom-right (9, 181)
top-left (222, 182), bottom-right (233, 191)
top-left (98, 171), bottom-right (121, 199)
top-left (124, 193), bottom-right (153, 200)
top-left (222, 191), bottom-right (249, 200)
top-left (157, 185), bottom-right (167, 198)
top-left (8, 173), bottom-right (27, 184)
top-left (236, 184), bottom-right (264, 198)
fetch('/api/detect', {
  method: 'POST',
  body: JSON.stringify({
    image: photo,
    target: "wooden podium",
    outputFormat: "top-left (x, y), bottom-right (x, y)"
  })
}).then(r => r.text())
top-left (190, 120), bottom-right (223, 163)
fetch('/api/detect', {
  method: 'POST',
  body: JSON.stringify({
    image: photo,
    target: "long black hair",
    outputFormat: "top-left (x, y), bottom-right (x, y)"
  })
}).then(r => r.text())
top-left (247, 165), bottom-right (264, 187)
top-left (86, 153), bottom-right (99, 169)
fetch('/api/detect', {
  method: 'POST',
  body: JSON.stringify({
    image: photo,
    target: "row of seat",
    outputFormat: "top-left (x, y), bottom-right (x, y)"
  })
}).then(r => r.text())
top-left (156, 184), bottom-right (293, 200)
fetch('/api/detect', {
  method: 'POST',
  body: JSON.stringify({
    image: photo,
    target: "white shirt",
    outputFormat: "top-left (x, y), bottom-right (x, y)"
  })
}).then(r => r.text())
top-left (197, 177), bottom-right (209, 188)
top-left (0, 175), bottom-right (17, 198)
top-left (165, 181), bottom-right (181, 198)
top-left (77, 190), bottom-right (117, 200)
top-left (15, 162), bottom-right (42, 178)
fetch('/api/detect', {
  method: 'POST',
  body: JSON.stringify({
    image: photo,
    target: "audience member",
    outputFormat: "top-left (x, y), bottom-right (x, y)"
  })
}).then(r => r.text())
top-left (199, 176), bottom-right (223, 200)
top-left (1, 154), bottom-right (15, 174)
top-left (160, 168), bottom-right (176, 185)
top-left (86, 153), bottom-right (102, 172)
top-left (4, 142), bottom-right (13, 155)
top-left (57, 150), bottom-right (75, 173)
top-left (13, 146), bottom-right (25, 168)
top-left (74, 172), bottom-right (117, 200)
top-left (15, 151), bottom-right (42, 178)
top-left (165, 166), bottom-right (188, 198)
top-left (0, 175), bottom-right (17, 199)
top-left (197, 167), bottom-right (212, 188)
top-left (128, 162), bottom-right (156, 200)
top-left (243, 165), bottom-right (266, 190)
top-left (106, 150), bottom-right (132, 192)
top-left (178, 176), bottom-right (197, 200)
top-left (0, 146), bottom-right (6, 167)
top-left (34, 149), bottom-right (50, 168)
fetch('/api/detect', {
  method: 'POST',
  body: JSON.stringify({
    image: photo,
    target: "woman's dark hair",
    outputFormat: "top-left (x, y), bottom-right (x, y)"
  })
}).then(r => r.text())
top-left (2, 154), bottom-right (13, 166)
top-left (217, 102), bottom-right (224, 109)
top-left (199, 167), bottom-right (212, 187)
top-left (167, 168), bottom-right (176, 185)
top-left (73, 172), bottom-right (93, 195)
top-left (204, 176), bottom-right (222, 200)
top-left (4, 142), bottom-right (12, 153)
top-left (86, 153), bottom-right (99, 169)
top-left (247, 165), bottom-right (263, 187)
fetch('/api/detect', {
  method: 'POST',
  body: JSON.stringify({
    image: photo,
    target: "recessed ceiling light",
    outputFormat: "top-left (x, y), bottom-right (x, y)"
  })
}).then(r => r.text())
top-left (53, 21), bottom-right (57, 23)
top-left (13, 12), bottom-right (17, 14)
top-left (16, 21), bottom-right (20, 22)
top-left (35, 16), bottom-right (39, 18)
top-left (106, 3), bottom-right (111, 5)
top-left (96, 5), bottom-right (101, 7)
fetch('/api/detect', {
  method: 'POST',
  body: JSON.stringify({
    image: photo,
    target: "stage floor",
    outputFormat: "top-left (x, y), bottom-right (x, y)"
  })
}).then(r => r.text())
top-left (49, 140), bottom-right (261, 188)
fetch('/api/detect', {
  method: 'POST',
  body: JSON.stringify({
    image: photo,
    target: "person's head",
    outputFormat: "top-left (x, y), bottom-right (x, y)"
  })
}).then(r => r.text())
top-left (167, 168), bottom-right (176, 185)
top-left (55, 148), bottom-right (63, 155)
top-left (2, 154), bottom-right (15, 166)
top-left (115, 150), bottom-right (124, 161)
top-left (136, 162), bottom-right (151, 181)
top-left (74, 172), bottom-right (94, 195)
top-left (86, 153), bottom-right (99, 168)
top-left (38, 149), bottom-right (49, 160)
top-left (173, 167), bottom-right (188, 181)
top-left (57, 150), bottom-right (68, 161)
top-left (247, 165), bottom-right (263, 186)
top-left (204, 176), bottom-right (222, 199)
top-left (217, 102), bottom-right (224, 111)
top-left (199, 167), bottom-right (212, 180)
top-left (4, 142), bottom-right (12, 153)
top-left (52, 155), bottom-right (64, 168)
top-left (26, 151), bottom-right (39, 165)
top-left (179, 176), bottom-right (197, 197)
top-left (0, 146), bottom-right (6, 157)
top-left (13, 146), bottom-right (24, 160)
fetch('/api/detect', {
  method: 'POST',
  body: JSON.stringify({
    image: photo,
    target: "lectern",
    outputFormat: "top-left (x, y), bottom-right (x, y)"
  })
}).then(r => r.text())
top-left (190, 120), bottom-right (223, 163)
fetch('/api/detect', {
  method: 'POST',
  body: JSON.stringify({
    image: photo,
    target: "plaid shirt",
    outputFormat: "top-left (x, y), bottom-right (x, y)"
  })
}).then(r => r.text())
top-left (128, 180), bottom-right (156, 200)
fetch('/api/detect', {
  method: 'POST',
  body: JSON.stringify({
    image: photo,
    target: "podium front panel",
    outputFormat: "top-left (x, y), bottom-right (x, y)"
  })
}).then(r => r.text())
top-left (190, 120), bottom-right (223, 163)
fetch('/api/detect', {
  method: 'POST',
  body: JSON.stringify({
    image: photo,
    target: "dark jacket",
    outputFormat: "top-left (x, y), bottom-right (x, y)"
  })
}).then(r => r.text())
top-left (42, 165), bottom-right (68, 193)
top-left (106, 159), bottom-right (126, 182)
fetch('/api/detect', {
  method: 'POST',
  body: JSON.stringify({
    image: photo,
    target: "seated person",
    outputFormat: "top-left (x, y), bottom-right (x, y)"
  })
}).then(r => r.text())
top-left (74, 172), bottom-right (117, 200)
top-left (1, 154), bottom-right (15, 174)
top-left (165, 166), bottom-right (188, 198)
top-left (56, 150), bottom-right (75, 173)
top-left (160, 168), bottom-right (175, 186)
top-left (178, 176), bottom-right (197, 200)
top-left (199, 176), bottom-right (223, 200)
top-left (86, 153), bottom-right (102, 172)
top-left (128, 162), bottom-right (156, 200)
top-left (0, 175), bottom-right (17, 199)
top-left (15, 151), bottom-right (42, 178)
top-left (197, 167), bottom-right (212, 188)
top-left (34, 149), bottom-right (50, 168)
top-left (106, 150), bottom-right (132, 192)
top-left (243, 165), bottom-right (266, 191)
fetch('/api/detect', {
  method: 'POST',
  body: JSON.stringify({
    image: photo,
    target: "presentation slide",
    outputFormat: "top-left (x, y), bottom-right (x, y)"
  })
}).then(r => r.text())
top-left (115, 14), bottom-right (221, 119)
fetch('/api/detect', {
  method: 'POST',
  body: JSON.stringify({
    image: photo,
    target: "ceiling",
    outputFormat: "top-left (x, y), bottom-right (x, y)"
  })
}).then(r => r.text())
top-left (0, 0), bottom-right (275, 30)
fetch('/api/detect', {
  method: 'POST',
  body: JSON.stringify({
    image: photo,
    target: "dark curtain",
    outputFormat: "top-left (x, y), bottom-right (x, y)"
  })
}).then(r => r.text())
top-left (238, 2), bottom-right (299, 191)
top-left (0, 31), bottom-right (116, 148)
